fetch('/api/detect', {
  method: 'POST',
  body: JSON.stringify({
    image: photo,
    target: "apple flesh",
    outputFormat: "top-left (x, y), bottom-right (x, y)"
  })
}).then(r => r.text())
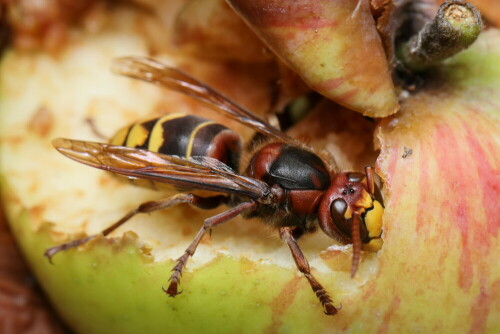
top-left (1, 6), bottom-right (500, 334)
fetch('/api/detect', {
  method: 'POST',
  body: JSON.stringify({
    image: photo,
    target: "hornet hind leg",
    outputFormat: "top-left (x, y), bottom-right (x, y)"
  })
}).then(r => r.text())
top-left (44, 193), bottom-right (227, 262)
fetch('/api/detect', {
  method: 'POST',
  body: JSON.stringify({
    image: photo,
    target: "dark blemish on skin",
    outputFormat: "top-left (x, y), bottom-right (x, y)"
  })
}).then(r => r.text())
top-left (402, 146), bottom-right (413, 159)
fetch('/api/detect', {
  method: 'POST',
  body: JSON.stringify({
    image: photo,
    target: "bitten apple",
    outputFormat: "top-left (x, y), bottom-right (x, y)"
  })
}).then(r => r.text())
top-left (0, 4), bottom-right (499, 334)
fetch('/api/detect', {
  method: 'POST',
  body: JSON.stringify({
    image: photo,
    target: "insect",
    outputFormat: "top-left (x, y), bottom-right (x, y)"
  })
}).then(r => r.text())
top-left (45, 56), bottom-right (384, 316)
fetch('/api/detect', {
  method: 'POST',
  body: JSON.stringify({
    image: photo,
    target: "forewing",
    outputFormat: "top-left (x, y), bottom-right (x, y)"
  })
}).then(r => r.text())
top-left (111, 56), bottom-right (295, 143)
top-left (53, 138), bottom-right (270, 199)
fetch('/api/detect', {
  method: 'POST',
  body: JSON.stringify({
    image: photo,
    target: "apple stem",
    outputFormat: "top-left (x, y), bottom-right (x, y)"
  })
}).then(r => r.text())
top-left (396, 0), bottom-right (482, 71)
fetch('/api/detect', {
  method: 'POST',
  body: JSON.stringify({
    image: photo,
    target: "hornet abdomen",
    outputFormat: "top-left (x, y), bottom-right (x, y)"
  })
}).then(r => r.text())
top-left (110, 113), bottom-right (242, 171)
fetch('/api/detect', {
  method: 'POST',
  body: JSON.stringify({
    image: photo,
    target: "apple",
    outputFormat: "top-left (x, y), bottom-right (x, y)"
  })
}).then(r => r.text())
top-left (172, 0), bottom-right (271, 63)
top-left (0, 2), bottom-right (499, 334)
top-left (227, 0), bottom-right (399, 118)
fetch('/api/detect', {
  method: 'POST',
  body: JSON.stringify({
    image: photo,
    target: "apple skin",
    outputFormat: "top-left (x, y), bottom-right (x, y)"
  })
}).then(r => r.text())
top-left (1, 8), bottom-right (500, 334)
top-left (227, 0), bottom-right (399, 118)
top-left (371, 29), bottom-right (500, 333)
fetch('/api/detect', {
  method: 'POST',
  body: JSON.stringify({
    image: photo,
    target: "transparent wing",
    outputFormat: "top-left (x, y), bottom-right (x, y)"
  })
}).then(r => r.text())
top-left (53, 138), bottom-right (271, 200)
top-left (111, 56), bottom-right (295, 143)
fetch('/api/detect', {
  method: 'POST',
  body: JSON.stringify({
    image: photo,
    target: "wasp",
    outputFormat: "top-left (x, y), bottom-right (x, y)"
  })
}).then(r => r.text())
top-left (45, 57), bottom-right (384, 316)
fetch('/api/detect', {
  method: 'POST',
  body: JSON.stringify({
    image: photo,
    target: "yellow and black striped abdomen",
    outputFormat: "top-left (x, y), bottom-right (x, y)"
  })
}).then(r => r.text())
top-left (110, 113), bottom-right (242, 171)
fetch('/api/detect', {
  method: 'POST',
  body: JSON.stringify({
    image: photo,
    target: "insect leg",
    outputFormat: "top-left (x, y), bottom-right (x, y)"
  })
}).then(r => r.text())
top-left (165, 200), bottom-right (257, 297)
top-left (365, 166), bottom-right (375, 195)
top-left (44, 193), bottom-right (226, 263)
top-left (279, 227), bottom-right (339, 316)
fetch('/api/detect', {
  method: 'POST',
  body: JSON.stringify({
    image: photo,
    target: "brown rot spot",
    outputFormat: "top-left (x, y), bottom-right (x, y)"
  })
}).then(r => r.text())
top-left (4, 136), bottom-right (24, 146)
top-left (28, 106), bottom-right (54, 137)
top-left (98, 175), bottom-right (112, 187)
top-left (29, 204), bottom-right (46, 222)
top-left (181, 226), bottom-right (193, 237)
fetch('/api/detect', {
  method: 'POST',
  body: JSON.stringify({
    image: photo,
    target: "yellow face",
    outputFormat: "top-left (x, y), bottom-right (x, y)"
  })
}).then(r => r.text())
top-left (362, 200), bottom-right (384, 251)
top-left (342, 182), bottom-right (384, 252)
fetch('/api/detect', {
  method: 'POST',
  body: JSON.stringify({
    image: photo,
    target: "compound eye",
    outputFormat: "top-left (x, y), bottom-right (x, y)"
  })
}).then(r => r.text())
top-left (330, 199), bottom-right (351, 237)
